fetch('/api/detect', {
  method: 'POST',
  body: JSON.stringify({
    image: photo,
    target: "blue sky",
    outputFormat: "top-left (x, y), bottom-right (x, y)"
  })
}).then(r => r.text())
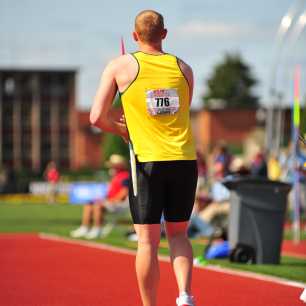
top-left (1, 0), bottom-right (305, 109)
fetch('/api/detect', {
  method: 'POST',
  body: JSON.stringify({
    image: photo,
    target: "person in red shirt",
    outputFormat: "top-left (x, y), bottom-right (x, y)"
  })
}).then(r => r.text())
top-left (70, 154), bottom-right (129, 239)
top-left (44, 161), bottom-right (60, 204)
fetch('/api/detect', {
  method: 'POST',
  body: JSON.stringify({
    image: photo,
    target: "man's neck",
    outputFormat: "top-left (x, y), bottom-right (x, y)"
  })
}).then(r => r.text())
top-left (138, 42), bottom-right (164, 55)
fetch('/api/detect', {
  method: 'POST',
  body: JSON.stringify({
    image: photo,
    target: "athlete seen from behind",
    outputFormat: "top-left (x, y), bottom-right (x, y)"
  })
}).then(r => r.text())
top-left (90, 10), bottom-right (197, 306)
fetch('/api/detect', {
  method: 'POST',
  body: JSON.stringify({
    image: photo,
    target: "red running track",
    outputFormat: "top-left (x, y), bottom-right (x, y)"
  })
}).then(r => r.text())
top-left (0, 234), bottom-right (304, 306)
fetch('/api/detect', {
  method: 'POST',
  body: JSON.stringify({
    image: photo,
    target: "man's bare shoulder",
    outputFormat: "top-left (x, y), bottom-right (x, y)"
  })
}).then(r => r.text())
top-left (103, 54), bottom-right (138, 91)
top-left (106, 54), bottom-right (135, 72)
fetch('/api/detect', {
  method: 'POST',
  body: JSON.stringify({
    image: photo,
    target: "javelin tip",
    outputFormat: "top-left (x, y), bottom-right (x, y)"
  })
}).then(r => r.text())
top-left (120, 36), bottom-right (126, 55)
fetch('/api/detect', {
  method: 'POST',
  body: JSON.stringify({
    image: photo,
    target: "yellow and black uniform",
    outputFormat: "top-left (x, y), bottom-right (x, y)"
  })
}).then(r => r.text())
top-left (121, 51), bottom-right (196, 162)
top-left (121, 52), bottom-right (197, 224)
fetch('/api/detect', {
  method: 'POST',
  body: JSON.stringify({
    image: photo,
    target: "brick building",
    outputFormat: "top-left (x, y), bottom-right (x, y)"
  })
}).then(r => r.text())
top-left (75, 111), bottom-right (102, 169)
top-left (192, 108), bottom-right (293, 153)
top-left (193, 109), bottom-right (257, 151)
top-left (1, 68), bottom-right (294, 175)
top-left (0, 69), bottom-right (102, 173)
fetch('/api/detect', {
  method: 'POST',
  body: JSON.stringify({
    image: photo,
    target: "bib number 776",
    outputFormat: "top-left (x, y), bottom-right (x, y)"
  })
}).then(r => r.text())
top-left (146, 88), bottom-right (180, 115)
top-left (155, 97), bottom-right (170, 107)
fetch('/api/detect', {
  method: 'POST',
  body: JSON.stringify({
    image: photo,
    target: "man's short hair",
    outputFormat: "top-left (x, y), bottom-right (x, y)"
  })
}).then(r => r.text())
top-left (135, 10), bottom-right (165, 43)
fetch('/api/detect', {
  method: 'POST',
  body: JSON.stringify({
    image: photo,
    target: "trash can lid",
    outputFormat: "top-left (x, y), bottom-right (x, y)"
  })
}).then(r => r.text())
top-left (221, 175), bottom-right (291, 193)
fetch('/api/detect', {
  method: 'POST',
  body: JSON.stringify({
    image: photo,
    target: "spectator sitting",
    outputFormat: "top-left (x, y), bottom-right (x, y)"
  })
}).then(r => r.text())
top-left (70, 154), bottom-right (129, 239)
top-left (188, 157), bottom-right (248, 238)
top-left (198, 143), bottom-right (233, 226)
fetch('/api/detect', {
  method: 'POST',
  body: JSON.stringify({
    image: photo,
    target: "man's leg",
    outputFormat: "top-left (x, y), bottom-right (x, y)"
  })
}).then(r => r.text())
top-left (70, 203), bottom-right (93, 238)
top-left (82, 204), bottom-right (94, 226)
top-left (199, 201), bottom-right (229, 223)
top-left (189, 213), bottom-right (214, 237)
top-left (165, 221), bottom-right (193, 295)
top-left (93, 201), bottom-right (104, 227)
top-left (134, 224), bottom-right (161, 306)
top-left (84, 201), bottom-right (106, 239)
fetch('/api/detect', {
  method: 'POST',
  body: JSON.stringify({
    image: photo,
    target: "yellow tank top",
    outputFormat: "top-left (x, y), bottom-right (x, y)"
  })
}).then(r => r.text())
top-left (121, 51), bottom-right (196, 162)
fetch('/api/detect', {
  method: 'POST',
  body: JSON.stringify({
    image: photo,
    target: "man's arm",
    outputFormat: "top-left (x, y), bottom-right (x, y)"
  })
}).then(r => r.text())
top-left (177, 58), bottom-right (194, 105)
top-left (90, 60), bottom-right (128, 141)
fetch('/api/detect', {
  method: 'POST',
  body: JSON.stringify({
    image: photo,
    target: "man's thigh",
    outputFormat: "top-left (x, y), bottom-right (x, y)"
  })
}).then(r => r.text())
top-left (164, 160), bottom-right (198, 222)
top-left (129, 161), bottom-right (165, 224)
top-left (129, 160), bottom-right (197, 224)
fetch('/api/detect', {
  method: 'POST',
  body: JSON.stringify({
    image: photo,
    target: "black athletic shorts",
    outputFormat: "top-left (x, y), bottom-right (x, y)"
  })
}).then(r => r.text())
top-left (128, 159), bottom-right (198, 224)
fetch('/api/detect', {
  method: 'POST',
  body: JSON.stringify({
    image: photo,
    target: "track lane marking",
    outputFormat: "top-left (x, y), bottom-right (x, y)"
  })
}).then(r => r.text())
top-left (39, 233), bottom-right (305, 289)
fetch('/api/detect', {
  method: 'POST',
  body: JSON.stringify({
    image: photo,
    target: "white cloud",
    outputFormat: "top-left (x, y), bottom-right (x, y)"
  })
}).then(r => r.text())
top-left (174, 20), bottom-right (259, 38)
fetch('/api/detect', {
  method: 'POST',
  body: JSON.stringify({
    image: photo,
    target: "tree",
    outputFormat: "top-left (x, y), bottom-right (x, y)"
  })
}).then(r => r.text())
top-left (203, 53), bottom-right (259, 108)
top-left (102, 133), bottom-right (129, 162)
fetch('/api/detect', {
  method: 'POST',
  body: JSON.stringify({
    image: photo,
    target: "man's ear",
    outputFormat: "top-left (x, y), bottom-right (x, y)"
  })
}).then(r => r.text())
top-left (132, 31), bottom-right (139, 42)
top-left (161, 28), bottom-right (167, 40)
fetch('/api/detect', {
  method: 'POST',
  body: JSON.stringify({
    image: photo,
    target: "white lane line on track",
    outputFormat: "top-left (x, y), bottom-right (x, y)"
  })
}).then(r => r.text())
top-left (39, 233), bottom-right (305, 289)
top-left (200, 265), bottom-right (305, 289)
top-left (38, 232), bottom-right (138, 257)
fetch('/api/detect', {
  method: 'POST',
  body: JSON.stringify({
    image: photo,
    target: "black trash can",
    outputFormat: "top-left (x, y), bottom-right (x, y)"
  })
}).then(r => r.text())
top-left (222, 176), bottom-right (291, 264)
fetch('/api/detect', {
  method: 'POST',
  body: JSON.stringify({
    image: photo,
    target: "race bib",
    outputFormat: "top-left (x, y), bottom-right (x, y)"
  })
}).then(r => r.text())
top-left (146, 88), bottom-right (179, 115)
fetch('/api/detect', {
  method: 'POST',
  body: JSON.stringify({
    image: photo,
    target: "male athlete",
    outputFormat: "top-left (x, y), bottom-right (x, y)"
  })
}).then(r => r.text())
top-left (90, 10), bottom-right (197, 306)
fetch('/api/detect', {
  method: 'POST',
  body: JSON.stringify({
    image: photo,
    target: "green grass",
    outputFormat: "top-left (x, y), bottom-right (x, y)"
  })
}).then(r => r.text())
top-left (0, 202), bottom-right (83, 235)
top-left (0, 202), bottom-right (305, 283)
top-left (204, 256), bottom-right (306, 282)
